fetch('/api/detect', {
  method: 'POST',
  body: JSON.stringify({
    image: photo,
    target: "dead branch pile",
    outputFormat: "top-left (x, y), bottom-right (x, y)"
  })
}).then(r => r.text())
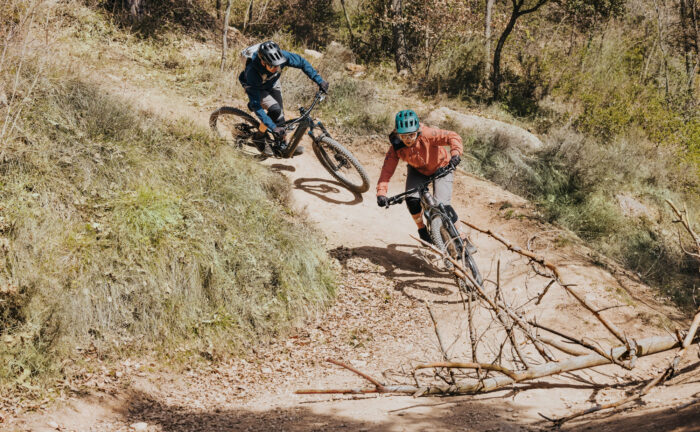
top-left (297, 220), bottom-right (700, 426)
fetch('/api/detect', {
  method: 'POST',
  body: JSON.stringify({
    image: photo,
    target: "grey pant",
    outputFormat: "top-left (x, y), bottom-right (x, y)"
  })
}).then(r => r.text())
top-left (259, 80), bottom-right (284, 124)
top-left (405, 165), bottom-right (454, 206)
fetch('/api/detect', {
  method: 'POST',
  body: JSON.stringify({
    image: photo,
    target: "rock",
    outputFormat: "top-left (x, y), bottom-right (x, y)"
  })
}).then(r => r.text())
top-left (616, 194), bottom-right (655, 219)
top-left (304, 49), bottom-right (323, 59)
top-left (48, 421), bottom-right (60, 429)
top-left (425, 107), bottom-right (544, 153)
top-left (327, 41), bottom-right (355, 63)
top-left (345, 63), bottom-right (365, 74)
top-left (262, 367), bottom-right (272, 374)
top-left (130, 422), bottom-right (148, 431)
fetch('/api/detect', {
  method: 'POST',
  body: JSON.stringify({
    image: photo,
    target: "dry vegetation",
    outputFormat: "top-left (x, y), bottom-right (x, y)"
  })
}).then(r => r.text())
top-left (0, 0), bottom-right (335, 395)
top-left (0, 0), bottom-right (698, 403)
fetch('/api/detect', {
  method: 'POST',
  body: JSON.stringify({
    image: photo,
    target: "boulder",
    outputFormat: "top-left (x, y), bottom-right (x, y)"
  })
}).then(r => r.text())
top-left (304, 49), bottom-right (323, 59)
top-left (616, 194), bottom-right (656, 219)
top-left (327, 41), bottom-right (355, 63)
top-left (345, 62), bottom-right (365, 74)
top-left (425, 107), bottom-right (544, 153)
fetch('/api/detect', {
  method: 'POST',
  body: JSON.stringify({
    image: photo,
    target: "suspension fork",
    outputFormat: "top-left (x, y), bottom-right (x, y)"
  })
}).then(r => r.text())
top-left (437, 202), bottom-right (464, 255)
top-left (308, 120), bottom-right (330, 142)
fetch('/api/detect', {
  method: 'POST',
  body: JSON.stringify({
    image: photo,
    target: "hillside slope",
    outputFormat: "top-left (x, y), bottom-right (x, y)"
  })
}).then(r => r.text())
top-left (4, 5), bottom-right (699, 432)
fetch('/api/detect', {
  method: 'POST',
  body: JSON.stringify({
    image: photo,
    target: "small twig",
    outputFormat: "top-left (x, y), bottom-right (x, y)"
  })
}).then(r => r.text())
top-left (666, 199), bottom-right (700, 266)
top-left (412, 235), bottom-right (556, 363)
top-left (426, 303), bottom-right (456, 385)
top-left (462, 221), bottom-right (628, 345)
top-left (326, 358), bottom-right (386, 392)
top-left (535, 279), bottom-right (556, 305)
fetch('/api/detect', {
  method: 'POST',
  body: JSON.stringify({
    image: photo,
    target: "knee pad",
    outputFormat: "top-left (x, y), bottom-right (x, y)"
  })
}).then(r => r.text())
top-left (406, 197), bottom-right (422, 215)
top-left (267, 104), bottom-right (284, 123)
top-left (445, 205), bottom-right (459, 223)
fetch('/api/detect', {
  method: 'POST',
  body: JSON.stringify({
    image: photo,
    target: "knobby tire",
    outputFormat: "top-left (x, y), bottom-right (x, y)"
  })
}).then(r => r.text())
top-left (209, 107), bottom-right (270, 160)
top-left (313, 136), bottom-right (370, 193)
top-left (429, 215), bottom-right (482, 292)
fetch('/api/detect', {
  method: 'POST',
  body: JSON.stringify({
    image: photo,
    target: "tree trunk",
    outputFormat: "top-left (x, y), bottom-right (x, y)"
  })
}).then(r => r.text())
top-left (491, 0), bottom-right (549, 100)
top-left (492, 1), bottom-right (521, 100)
top-left (126, 0), bottom-right (142, 16)
top-left (390, 0), bottom-right (412, 74)
top-left (340, 0), bottom-right (356, 48)
top-left (680, 0), bottom-right (699, 94)
top-left (484, 0), bottom-right (495, 82)
top-left (243, 0), bottom-right (254, 33)
top-left (220, 0), bottom-right (233, 72)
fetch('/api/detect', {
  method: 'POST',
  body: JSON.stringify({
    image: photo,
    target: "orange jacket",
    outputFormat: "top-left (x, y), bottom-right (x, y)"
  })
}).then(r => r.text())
top-left (376, 126), bottom-right (463, 196)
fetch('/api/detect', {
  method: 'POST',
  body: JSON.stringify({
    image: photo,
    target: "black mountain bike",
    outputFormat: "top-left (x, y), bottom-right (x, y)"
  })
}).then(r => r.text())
top-left (209, 91), bottom-right (370, 194)
top-left (383, 165), bottom-right (483, 292)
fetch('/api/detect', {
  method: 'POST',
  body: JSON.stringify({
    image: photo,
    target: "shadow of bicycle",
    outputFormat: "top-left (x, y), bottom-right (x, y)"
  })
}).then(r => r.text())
top-left (330, 243), bottom-right (465, 304)
top-left (293, 177), bottom-right (363, 205)
top-left (270, 163), bottom-right (296, 173)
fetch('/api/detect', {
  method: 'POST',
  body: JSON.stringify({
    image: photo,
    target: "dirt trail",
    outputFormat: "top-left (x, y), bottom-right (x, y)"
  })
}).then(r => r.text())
top-left (9, 54), bottom-right (700, 432)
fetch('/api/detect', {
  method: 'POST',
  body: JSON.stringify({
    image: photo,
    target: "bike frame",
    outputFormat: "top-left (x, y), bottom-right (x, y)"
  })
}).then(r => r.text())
top-left (269, 91), bottom-right (330, 158)
top-left (385, 166), bottom-right (464, 256)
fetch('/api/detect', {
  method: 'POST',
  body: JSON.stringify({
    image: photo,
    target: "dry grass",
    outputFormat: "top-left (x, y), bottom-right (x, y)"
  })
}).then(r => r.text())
top-left (0, 3), bottom-right (336, 393)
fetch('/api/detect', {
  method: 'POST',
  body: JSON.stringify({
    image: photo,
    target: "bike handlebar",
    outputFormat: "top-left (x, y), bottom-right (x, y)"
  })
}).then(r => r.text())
top-left (383, 164), bottom-right (456, 208)
top-left (281, 90), bottom-right (326, 132)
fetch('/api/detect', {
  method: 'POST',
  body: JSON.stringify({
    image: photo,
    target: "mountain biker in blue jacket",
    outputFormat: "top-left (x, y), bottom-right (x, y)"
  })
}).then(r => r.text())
top-left (239, 41), bottom-right (329, 157)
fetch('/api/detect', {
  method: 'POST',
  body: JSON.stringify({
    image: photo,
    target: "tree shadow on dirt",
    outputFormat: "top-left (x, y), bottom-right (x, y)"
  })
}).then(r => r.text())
top-left (293, 178), bottom-right (363, 205)
top-left (117, 389), bottom-right (526, 432)
top-left (330, 244), bottom-right (467, 304)
top-left (558, 400), bottom-right (700, 431)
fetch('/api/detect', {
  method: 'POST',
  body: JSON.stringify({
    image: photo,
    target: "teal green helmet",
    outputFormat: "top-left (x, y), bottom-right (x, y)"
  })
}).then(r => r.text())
top-left (395, 110), bottom-right (420, 134)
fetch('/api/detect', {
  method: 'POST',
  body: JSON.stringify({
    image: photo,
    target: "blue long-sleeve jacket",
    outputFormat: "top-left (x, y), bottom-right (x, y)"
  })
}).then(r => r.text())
top-left (239, 50), bottom-right (324, 130)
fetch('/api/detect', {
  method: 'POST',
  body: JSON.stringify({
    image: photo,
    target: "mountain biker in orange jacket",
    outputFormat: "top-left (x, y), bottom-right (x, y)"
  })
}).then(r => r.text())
top-left (376, 110), bottom-right (469, 246)
top-left (239, 41), bottom-right (329, 157)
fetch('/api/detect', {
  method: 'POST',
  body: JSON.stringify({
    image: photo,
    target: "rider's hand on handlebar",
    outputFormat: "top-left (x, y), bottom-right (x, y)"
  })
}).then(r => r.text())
top-left (377, 195), bottom-right (389, 208)
top-left (318, 80), bottom-right (329, 94)
top-left (449, 155), bottom-right (461, 168)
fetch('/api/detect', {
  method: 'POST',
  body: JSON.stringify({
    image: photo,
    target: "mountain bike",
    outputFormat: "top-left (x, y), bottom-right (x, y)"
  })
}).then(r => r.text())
top-left (383, 165), bottom-right (482, 292)
top-left (209, 91), bottom-right (370, 194)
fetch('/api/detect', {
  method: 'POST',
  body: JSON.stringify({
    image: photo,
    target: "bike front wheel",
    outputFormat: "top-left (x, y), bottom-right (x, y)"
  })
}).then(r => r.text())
top-left (312, 136), bottom-right (370, 193)
top-left (429, 215), bottom-right (483, 291)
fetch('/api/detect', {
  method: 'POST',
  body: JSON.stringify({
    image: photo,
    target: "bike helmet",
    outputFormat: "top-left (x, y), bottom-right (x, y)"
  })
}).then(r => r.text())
top-left (258, 41), bottom-right (286, 67)
top-left (395, 110), bottom-right (420, 134)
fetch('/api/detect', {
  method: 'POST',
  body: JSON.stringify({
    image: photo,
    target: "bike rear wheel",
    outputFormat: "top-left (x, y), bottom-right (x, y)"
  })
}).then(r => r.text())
top-left (429, 215), bottom-right (483, 292)
top-left (312, 136), bottom-right (370, 193)
top-left (209, 106), bottom-right (272, 159)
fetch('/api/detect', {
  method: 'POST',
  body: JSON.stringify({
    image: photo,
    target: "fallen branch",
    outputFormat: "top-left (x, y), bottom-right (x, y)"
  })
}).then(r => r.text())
top-left (296, 334), bottom-right (697, 396)
top-left (326, 359), bottom-right (386, 392)
top-left (411, 234), bottom-right (556, 362)
top-left (545, 308), bottom-right (700, 426)
top-left (415, 362), bottom-right (519, 380)
top-left (426, 303), bottom-right (457, 384)
top-left (666, 199), bottom-right (700, 265)
top-left (462, 221), bottom-right (628, 345)
top-left (527, 319), bottom-right (630, 369)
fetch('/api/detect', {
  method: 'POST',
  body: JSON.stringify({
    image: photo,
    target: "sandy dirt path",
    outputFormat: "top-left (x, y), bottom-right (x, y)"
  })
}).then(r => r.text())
top-left (8, 53), bottom-right (700, 432)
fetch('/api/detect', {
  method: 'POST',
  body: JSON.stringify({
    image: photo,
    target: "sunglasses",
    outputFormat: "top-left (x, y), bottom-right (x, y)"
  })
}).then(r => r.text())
top-left (398, 132), bottom-right (418, 142)
top-left (261, 59), bottom-right (280, 73)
